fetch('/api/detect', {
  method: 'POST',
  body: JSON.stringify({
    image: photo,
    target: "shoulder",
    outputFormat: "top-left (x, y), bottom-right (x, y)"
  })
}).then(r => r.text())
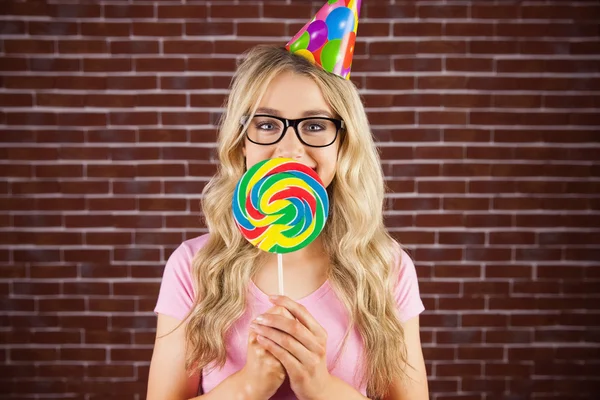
top-left (154, 233), bottom-right (212, 321)
top-left (397, 246), bottom-right (416, 273)
top-left (389, 244), bottom-right (419, 292)
top-left (167, 232), bottom-right (212, 286)
top-left (178, 232), bottom-right (211, 258)
top-left (389, 242), bottom-right (425, 322)
top-left (167, 232), bottom-right (212, 267)
top-left (390, 240), bottom-right (417, 276)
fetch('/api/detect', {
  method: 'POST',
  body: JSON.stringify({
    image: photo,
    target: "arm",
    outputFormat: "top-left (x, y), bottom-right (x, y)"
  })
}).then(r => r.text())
top-left (148, 313), bottom-right (264, 400)
top-left (147, 313), bottom-right (201, 400)
top-left (382, 316), bottom-right (429, 400)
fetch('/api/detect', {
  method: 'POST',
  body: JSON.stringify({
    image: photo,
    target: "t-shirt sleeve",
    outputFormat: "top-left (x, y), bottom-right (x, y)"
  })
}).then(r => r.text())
top-left (393, 248), bottom-right (425, 323)
top-left (153, 242), bottom-right (196, 321)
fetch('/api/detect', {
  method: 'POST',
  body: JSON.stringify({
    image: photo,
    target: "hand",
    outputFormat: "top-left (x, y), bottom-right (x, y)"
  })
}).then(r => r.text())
top-left (240, 305), bottom-right (295, 400)
top-left (249, 295), bottom-right (334, 400)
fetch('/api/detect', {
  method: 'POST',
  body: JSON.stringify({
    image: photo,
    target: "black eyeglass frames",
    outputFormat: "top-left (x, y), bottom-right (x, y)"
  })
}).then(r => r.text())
top-left (240, 114), bottom-right (344, 148)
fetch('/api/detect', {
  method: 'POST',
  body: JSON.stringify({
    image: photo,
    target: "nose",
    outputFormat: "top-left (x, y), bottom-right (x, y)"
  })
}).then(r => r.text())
top-left (274, 125), bottom-right (305, 159)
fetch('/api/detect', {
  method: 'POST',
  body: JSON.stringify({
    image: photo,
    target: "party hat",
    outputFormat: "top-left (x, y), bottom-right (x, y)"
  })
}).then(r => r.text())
top-left (285, 0), bottom-right (361, 80)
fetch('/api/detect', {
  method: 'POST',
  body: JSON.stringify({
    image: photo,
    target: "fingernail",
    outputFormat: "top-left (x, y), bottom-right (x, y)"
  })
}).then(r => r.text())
top-left (269, 295), bottom-right (279, 301)
top-left (254, 315), bottom-right (264, 323)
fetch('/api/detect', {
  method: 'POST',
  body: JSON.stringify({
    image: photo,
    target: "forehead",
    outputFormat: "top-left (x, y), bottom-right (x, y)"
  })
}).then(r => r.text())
top-left (256, 71), bottom-right (334, 119)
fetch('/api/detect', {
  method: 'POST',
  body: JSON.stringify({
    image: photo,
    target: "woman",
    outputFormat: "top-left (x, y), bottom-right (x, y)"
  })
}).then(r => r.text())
top-left (148, 44), bottom-right (429, 400)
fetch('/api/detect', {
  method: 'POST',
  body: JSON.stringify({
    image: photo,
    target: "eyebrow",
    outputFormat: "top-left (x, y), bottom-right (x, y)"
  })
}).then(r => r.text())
top-left (255, 107), bottom-right (335, 119)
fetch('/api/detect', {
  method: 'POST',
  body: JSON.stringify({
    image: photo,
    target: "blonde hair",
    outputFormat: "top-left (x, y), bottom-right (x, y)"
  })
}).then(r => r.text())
top-left (172, 45), bottom-right (412, 399)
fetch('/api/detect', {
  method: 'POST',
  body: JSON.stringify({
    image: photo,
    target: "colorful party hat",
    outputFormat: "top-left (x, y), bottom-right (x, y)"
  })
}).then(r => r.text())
top-left (285, 0), bottom-right (361, 80)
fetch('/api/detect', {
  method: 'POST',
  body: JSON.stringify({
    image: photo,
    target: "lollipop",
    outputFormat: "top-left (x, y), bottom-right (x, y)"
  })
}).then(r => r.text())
top-left (232, 157), bottom-right (329, 294)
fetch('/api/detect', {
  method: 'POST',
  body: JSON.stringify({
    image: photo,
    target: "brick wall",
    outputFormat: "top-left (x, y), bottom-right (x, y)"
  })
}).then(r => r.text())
top-left (1, 1), bottom-right (599, 399)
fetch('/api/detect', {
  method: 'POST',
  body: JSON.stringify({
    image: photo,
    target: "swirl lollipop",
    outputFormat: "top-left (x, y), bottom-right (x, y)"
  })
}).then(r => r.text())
top-left (232, 157), bottom-right (329, 294)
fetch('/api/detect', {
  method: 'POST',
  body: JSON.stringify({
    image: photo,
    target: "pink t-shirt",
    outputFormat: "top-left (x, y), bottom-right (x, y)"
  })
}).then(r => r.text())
top-left (154, 233), bottom-right (425, 398)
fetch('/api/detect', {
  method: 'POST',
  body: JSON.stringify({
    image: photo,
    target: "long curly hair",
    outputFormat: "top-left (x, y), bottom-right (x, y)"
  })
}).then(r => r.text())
top-left (166, 45), bottom-right (412, 399)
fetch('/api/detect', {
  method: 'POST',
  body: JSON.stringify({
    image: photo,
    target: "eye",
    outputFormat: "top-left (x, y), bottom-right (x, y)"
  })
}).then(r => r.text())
top-left (306, 123), bottom-right (325, 131)
top-left (256, 122), bottom-right (277, 131)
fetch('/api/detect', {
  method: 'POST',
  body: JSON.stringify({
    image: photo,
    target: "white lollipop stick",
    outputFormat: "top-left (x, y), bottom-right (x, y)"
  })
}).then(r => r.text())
top-left (277, 253), bottom-right (284, 295)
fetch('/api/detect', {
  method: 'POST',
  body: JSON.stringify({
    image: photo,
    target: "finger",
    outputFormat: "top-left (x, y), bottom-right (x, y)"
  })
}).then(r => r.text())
top-left (256, 333), bottom-right (302, 376)
top-left (255, 314), bottom-right (323, 355)
top-left (266, 305), bottom-right (295, 320)
top-left (269, 296), bottom-right (327, 339)
top-left (251, 323), bottom-right (315, 367)
top-left (248, 329), bottom-right (258, 344)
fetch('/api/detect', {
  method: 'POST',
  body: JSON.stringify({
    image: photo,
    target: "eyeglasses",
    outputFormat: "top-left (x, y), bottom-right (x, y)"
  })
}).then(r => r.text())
top-left (240, 114), bottom-right (344, 148)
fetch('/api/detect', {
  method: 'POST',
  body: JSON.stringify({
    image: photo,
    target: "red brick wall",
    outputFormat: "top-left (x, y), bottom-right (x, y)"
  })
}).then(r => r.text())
top-left (2, 1), bottom-right (599, 399)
